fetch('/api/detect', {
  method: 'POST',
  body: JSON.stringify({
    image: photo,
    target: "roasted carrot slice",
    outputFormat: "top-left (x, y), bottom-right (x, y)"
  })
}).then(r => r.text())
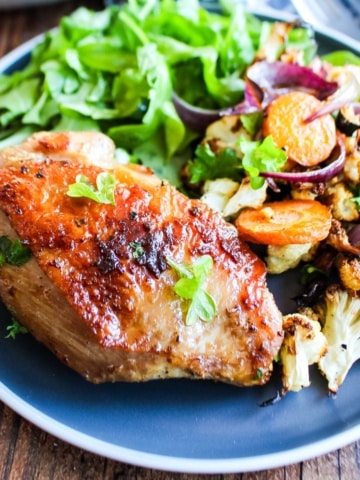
top-left (262, 91), bottom-right (337, 167)
top-left (235, 199), bottom-right (332, 245)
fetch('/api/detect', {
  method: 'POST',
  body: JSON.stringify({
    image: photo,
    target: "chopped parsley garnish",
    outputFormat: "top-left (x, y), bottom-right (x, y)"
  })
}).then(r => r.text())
top-left (5, 317), bottom-right (28, 339)
top-left (130, 241), bottom-right (144, 259)
top-left (351, 184), bottom-right (360, 210)
top-left (239, 135), bottom-right (288, 189)
top-left (0, 236), bottom-right (32, 266)
top-left (188, 135), bottom-right (287, 189)
top-left (167, 255), bottom-right (217, 326)
top-left (67, 172), bottom-right (117, 205)
top-left (353, 197), bottom-right (360, 210)
top-left (188, 144), bottom-right (242, 184)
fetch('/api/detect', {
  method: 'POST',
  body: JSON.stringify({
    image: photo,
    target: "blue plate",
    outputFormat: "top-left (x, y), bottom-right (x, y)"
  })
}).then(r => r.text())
top-left (1, 10), bottom-right (360, 474)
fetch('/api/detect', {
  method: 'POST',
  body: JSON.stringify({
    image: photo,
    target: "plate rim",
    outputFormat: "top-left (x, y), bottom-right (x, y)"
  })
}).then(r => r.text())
top-left (1, 6), bottom-right (360, 474)
top-left (2, 382), bottom-right (360, 474)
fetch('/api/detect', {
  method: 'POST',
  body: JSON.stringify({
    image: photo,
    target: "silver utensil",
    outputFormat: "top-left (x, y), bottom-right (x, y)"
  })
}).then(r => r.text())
top-left (290, 0), bottom-right (360, 41)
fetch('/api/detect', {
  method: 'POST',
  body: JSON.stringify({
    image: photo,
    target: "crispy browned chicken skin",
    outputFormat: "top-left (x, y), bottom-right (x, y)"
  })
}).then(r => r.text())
top-left (0, 131), bottom-right (283, 385)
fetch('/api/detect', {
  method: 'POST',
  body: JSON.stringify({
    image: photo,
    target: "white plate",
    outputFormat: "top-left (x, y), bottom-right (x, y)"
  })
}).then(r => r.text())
top-left (0, 9), bottom-right (360, 475)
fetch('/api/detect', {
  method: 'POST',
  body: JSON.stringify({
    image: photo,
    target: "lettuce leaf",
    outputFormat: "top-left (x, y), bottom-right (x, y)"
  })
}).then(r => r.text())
top-left (0, 0), bottom-right (268, 182)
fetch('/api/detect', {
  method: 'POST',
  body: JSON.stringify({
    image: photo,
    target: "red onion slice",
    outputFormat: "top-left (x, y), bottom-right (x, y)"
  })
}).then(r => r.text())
top-left (306, 71), bottom-right (360, 122)
top-left (172, 92), bottom-right (221, 133)
top-left (222, 61), bottom-right (338, 116)
top-left (348, 224), bottom-right (360, 248)
top-left (261, 136), bottom-right (346, 183)
top-left (246, 61), bottom-right (338, 99)
top-left (353, 103), bottom-right (360, 115)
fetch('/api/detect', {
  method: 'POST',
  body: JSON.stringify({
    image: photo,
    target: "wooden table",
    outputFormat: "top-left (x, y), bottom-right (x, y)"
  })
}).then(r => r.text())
top-left (0, 1), bottom-right (359, 479)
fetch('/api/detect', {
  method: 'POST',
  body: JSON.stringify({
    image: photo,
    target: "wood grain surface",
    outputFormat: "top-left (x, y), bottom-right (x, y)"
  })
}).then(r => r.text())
top-left (0, 1), bottom-right (360, 479)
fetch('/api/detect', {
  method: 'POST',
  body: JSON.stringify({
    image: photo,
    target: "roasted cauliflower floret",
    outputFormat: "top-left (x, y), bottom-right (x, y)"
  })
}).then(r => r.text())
top-left (201, 177), bottom-right (267, 218)
top-left (338, 256), bottom-right (360, 296)
top-left (266, 243), bottom-right (316, 274)
top-left (324, 182), bottom-right (359, 222)
top-left (326, 218), bottom-right (360, 256)
top-left (200, 178), bottom-right (239, 213)
top-left (203, 115), bottom-right (250, 156)
top-left (316, 284), bottom-right (360, 393)
top-left (280, 312), bottom-right (327, 392)
top-left (222, 177), bottom-right (267, 218)
top-left (291, 187), bottom-right (319, 201)
top-left (343, 148), bottom-right (360, 184)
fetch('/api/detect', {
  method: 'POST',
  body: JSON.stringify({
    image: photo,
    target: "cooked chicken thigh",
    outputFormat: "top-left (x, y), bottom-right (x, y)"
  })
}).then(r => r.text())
top-left (0, 131), bottom-right (283, 385)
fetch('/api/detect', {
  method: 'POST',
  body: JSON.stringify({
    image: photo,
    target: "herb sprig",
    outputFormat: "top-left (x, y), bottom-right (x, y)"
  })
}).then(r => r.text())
top-left (5, 317), bottom-right (28, 339)
top-left (0, 236), bottom-right (32, 266)
top-left (67, 172), bottom-right (117, 205)
top-left (130, 241), bottom-right (144, 259)
top-left (189, 135), bottom-right (287, 188)
top-left (167, 255), bottom-right (217, 326)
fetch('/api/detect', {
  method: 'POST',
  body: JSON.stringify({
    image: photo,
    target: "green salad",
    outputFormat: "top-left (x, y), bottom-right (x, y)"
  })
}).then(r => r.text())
top-left (0, 0), bottom-right (306, 186)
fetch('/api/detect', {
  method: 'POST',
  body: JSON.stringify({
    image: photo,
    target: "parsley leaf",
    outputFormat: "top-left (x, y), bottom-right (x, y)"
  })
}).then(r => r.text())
top-left (5, 317), bottom-right (28, 339)
top-left (239, 135), bottom-right (288, 188)
top-left (167, 255), bottom-right (217, 326)
top-left (351, 184), bottom-right (360, 210)
top-left (240, 112), bottom-right (263, 136)
top-left (188, 143), bottom-right (242, 184)
top-left (353, 197), bottom-right (360, 210)
top-left (67, 172), bottom-right (117, 205)
top-left (0, 236), bottom-right (32, 266)
top-left (188, 134), bottom-right (287, 188)
top-left (130, 241), bottom-right (144, 259)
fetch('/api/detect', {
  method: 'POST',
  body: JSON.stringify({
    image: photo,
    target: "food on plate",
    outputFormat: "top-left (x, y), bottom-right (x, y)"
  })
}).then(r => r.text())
top-left (171, 5), bottom-right (360, 393)
top-left (265, 243), bottom-right (316, 275)
top-left (0, 0), bottom-right (273, 183)
top-left (262, 91), bottom-right (337, 167)
top-left (316, 284), bottom-right (360, 393)
top-left (286, 284), bottom-right (360, 394)
top-left (280, 312), bottom-right (327, 393)
top-left (234, 199), bottom-right (332, 245)
top-left (0, 0), bottom-right (360, 395)
top-left (0, 131), bottom-right (283, 385)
